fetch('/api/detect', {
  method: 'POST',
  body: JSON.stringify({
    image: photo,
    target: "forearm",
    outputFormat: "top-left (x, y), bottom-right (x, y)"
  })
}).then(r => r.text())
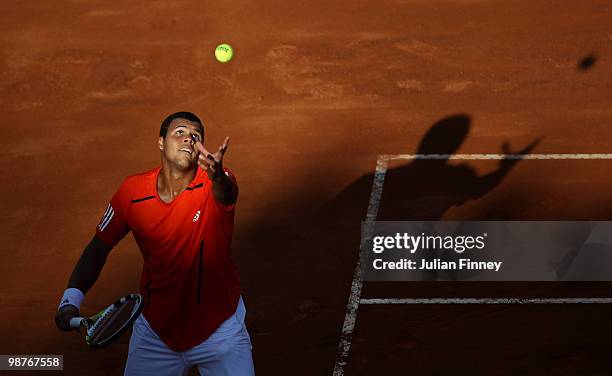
top-left (475, 162), bottom-right (515, 197)
top-left (67, 240), bottom-right (110, 294)
top-left (212, 172), bottom-right (237, 206)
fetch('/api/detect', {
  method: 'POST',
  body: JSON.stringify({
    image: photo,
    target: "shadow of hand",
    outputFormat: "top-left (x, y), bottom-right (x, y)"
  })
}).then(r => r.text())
top-left (500, 136), bottom-right (543, 170)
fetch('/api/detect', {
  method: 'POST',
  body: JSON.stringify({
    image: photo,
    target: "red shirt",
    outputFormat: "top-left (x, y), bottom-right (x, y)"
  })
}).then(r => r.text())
top-left (95, 166), bottom-right (241, 351)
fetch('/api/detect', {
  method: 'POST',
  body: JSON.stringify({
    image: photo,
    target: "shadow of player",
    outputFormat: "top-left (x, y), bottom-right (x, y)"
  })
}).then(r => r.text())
top-left (328, 114), bottom-right (540, 221)
top-left (322, 114), bottom-right (541, 281)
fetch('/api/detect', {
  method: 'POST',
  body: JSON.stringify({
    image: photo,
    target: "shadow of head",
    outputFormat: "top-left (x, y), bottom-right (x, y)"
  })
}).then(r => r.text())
top-left (416, 114), bottom-right (471, 156)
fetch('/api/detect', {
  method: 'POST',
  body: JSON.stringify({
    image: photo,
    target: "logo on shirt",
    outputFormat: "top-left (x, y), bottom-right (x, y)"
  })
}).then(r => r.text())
top-left (193, 210), bottom-right (201, 222)
top-left (98, 203), bottom-right (114, 231)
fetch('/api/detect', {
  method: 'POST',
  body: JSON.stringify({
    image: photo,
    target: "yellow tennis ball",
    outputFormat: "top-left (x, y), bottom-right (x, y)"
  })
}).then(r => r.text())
top-left (215, 43), bottom-right (234, 63)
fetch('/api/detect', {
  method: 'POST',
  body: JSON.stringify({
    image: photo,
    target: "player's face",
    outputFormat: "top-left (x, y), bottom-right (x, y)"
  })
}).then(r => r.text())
top-left (159, 119), bottom-right (204, 170)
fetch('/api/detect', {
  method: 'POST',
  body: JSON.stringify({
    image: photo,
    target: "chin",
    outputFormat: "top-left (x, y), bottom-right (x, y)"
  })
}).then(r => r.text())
top-left (171, 158), bottom-right (196, 171)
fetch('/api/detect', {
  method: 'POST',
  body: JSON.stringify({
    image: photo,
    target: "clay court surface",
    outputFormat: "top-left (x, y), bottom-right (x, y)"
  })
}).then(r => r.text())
top-left (2, 1), bottom-right (612, 375)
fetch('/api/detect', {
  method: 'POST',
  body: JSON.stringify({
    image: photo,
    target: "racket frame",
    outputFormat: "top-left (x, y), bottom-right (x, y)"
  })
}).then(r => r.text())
top-left (69, 293), bottom-right (144, 349)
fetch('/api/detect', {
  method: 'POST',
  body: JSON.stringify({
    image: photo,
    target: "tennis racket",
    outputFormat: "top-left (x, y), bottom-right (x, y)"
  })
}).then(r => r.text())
top-left (69, 293), bottom-right (144, 349)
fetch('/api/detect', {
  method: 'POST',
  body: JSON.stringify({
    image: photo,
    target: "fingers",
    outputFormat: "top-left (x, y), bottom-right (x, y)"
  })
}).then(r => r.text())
top-left (196, 137), bottom-right (230, 180)
top-left (198, 156), bottom-right (215, 172)
top-left (211, 137), bottom-right (230, 162)
top-left (55, 305), bottom-right (79, 332)
top-left (502, 136), bottom-right (543, 156)
top-left (195, 141), bottom-right (211, 158)
top-left (501, 142), bottom-right (510, 155)
top-left (519, 136), bottom-right (543, 154)
top-left (198, 153), bottom-right (216, 166)
top-left (195, 136), bottom-right (230, 161)
top-left (220, 136), bottom-right (230, 154)
top-left (198, 152), bottom-right (220, 178)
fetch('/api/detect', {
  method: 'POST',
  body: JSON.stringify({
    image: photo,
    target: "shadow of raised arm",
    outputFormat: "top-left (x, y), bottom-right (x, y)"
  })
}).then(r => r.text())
top-left (473, 136), bottom-right (543, 199)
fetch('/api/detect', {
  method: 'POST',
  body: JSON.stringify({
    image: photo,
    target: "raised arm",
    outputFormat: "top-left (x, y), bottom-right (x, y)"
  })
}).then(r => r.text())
top-left (195, 136), bottom-right (237, 205)
top-left (473, 137), bottom-right (542, 199)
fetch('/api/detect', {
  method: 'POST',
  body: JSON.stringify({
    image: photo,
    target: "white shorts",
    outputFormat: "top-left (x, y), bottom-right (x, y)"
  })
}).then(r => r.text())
top-left (124, 297), bottom-right (255, 376)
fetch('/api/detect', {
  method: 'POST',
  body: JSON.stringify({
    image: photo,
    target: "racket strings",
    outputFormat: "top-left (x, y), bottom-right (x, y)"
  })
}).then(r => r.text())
top-left (83, 295), bottom-right (143, 348)
top-left (88, 307), bottom-right (115, 337)
top-left (90, 299), bottom-right (140, 344)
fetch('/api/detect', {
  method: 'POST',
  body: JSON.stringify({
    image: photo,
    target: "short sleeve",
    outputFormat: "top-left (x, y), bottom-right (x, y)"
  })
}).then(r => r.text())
top-left (95, 179), bottom-right (131, 247)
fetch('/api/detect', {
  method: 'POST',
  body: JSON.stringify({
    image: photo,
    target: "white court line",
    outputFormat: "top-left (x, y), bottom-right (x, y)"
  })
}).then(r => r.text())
top-left (385, 154), bottom-right (612, 160)
top-left (332, 156), bottom-right (388, 376)
top-left (361, 298), bottom-right (612, 305)
top-left (332, 153), bottom-right (612, 376)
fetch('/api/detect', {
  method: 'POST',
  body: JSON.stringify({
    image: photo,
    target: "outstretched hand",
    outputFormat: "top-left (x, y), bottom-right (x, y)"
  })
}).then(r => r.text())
top-left (500, 137), bottom-right (543, 170)
top-left (195, 136), bottom-right (230, 182)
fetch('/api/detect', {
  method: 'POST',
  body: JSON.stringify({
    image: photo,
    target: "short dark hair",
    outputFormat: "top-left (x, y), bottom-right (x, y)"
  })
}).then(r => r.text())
top-left (159, 111), bottom-right (204, 138)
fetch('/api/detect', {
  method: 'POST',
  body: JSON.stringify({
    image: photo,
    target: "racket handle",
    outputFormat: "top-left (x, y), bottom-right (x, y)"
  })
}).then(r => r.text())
top-left (69, 317), bottom-right (85, 329)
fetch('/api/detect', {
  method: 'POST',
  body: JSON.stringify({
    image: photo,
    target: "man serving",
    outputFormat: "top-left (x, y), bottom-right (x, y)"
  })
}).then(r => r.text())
top-left (54, 111), bottom-right (254, 375)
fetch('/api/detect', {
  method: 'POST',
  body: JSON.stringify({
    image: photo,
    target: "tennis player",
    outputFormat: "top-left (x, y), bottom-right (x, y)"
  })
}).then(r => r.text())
top-left (54, 112), bottom-right (255, 375)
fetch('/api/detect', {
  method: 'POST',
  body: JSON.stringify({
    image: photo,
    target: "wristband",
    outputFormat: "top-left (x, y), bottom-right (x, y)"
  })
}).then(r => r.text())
top-left (58, 288), bottom-right (85, 311)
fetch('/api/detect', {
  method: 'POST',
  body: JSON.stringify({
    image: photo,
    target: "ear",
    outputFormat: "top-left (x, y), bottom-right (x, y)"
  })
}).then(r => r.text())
top-left (158, 136), bottom-right (164, 151)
